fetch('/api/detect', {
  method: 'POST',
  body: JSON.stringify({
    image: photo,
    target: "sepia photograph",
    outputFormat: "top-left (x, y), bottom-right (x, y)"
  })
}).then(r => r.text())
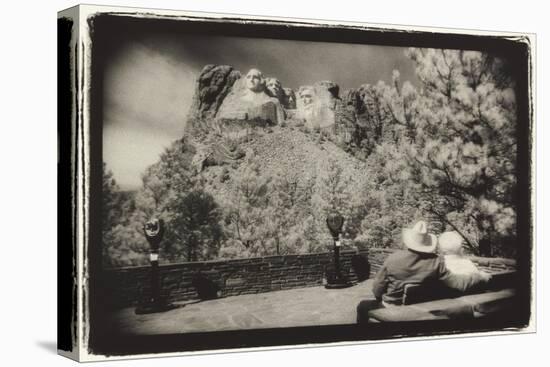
top-left (57, 4), bottom-right (534, 361)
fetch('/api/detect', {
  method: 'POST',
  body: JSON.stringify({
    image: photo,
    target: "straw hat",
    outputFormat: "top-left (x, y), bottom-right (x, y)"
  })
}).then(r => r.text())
top-left (402, 221), bottom-right (437, 253)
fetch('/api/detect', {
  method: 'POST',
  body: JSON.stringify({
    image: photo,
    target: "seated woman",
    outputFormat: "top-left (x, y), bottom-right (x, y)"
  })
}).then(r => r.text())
top-left (356, 221), bottom-right (488, 323)
top-left (438, 231), bottom-right (492, 292)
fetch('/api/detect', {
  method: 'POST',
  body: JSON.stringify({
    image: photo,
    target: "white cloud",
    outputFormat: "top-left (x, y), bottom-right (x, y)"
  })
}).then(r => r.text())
top-left (103, 43), bottom-right (197, 188)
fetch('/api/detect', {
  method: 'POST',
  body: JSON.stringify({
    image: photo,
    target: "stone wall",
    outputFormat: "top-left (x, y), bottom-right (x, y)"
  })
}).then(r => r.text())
top-left (103, 249), bottom-right (370, 309)
top-left (102, 248), bottom-right (516, 309)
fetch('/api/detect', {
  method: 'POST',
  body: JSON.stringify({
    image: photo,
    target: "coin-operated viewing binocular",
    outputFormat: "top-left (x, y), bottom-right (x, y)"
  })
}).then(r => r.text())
top-left (324, 211), bottom-right (350, 289)
top-left (135, 218), bottom-right (177, 314)
top-left (143, 218), bottom-right (165, 263)
top-left (326, 211), bottom-right (344, 245)
top-left (143, 218), bottom-right (165, 251)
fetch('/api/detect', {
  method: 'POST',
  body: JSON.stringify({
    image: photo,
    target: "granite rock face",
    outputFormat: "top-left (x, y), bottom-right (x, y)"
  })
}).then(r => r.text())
top-left (187, 65), bottom-right (241, 121)
top-left (341, 88), bottom-right (364, 113)
top-left (315, 80), bottom-right (340, 100)
top-left (186, 65), bottom-right (377, 137)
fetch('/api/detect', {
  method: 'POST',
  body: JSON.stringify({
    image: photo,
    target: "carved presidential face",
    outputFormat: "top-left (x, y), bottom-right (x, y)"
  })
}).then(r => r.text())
top-left (245, 69), bottom-right (264, 92)
top-left (299, 88), bottom-right (314, 106)
top-left (265, 78), bottom-right (282, 97)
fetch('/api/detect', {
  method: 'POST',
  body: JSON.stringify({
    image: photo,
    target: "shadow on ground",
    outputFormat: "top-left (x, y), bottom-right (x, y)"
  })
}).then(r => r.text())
top-left (36, 341), bottom-right (57, 354)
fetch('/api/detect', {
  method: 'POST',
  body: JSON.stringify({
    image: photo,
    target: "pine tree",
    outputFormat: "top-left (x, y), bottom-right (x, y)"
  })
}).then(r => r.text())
top-left (168, 189), bottom-right (223, 261)
top-left (218, 159), bottom-right (273, 258)
top-left (373, 48), bottom-right (518, 256)
top-left (102, 163), bottom-right (147, 267)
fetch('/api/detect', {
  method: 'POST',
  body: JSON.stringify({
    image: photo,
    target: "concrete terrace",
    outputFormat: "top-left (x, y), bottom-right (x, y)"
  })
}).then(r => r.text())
top-left (109, 280), bottom-right (375, 335)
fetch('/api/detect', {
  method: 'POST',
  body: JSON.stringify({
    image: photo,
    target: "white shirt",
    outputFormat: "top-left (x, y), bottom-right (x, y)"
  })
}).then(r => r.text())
top-left (442, 254), bottom-right (489, 291)
top-left (444, 255), bottom-right (482, 275)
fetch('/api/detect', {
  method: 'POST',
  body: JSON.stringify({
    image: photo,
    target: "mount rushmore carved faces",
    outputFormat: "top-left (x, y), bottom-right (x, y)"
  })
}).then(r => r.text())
top-left (211, 68), bottom-right (337, 128)
top-left (245, 68), bottom-right (265, 92)
top-left (265, 77), bottom-right (283, 100)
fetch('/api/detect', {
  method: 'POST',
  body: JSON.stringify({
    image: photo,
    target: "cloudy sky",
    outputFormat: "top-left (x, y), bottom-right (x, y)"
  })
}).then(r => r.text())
top-left (103, 34), bottom-right (419, 190)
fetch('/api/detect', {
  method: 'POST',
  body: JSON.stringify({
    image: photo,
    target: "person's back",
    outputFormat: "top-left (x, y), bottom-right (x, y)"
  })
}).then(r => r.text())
top-left (373, 249), bottom-right (446, 305)
top-left (371, 221), bottom-right (443, 306)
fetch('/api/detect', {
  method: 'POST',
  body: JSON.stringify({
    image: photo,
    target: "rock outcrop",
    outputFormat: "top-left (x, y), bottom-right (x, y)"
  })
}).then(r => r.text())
top-left (187, 65), bottom-right (241, 121)
top-left (315, 80), bottom-right (340, 101)
top-left (185, 65), bottom-right (387, 150)
top-left (341, 88), bottom-right (364, 113)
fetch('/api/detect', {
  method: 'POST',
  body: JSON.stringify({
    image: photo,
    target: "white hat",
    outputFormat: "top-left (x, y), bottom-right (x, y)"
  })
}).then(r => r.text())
top-left (438, 231), bottom-right (464, 255)
top-left (402, 221), bottom-right (437, 254)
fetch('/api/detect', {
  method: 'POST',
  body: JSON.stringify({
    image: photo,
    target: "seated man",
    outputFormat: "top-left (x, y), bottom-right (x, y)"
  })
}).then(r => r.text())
top-left (356, 221), bottom-right (487, 323)
top-left (438, 231), bottom-right (492, 292)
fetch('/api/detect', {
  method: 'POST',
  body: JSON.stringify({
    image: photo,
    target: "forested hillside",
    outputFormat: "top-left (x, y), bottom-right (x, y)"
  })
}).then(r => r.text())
top-left (102, 48), bottom-right (518, 268)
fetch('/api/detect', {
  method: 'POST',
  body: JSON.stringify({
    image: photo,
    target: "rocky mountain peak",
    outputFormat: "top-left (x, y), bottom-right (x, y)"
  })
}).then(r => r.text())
top-left (187, 65), bottom-right (351, 131)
